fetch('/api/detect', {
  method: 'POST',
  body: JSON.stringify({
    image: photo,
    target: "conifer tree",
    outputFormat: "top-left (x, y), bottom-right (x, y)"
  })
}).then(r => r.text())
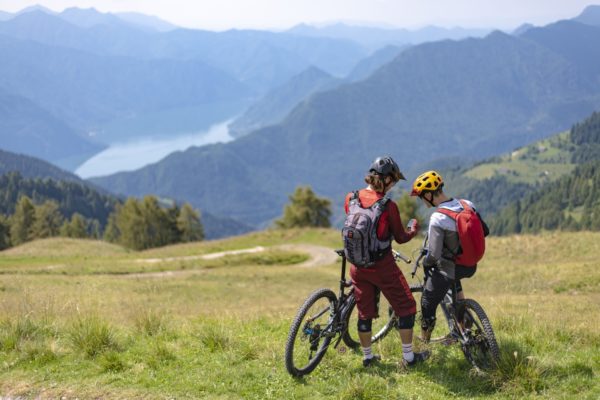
top-left (275, 186), bottom-right (332, 229)
top-left (31, 200), bottom-right (63, 239)
top-left (60, 213), bottom-right (88, 238)
top-left (9, 196), bottom-right (36, 245)
top-left (177, 203), bottom-right (204, 242)
top-left (0, 215), bottom-right (10, 250)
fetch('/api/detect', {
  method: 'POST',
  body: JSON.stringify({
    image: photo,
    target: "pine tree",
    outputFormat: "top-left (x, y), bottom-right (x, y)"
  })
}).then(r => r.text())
top-left (60, 213), bottom-right (88, 238)
top-left (103, 209), bottom-right (120, 243)
top-left (31, 200), bottom-right (63, 239)
top-left (0, 215), bottom-right (10, 250)
top-left (9, 196), bottom-right (36, 245)
top-left (116, 198), bottom-right (147, 250)
top-left (275, 186), bottom-right (332, 229)
top-left (177, 203), bottom-right (204, 242)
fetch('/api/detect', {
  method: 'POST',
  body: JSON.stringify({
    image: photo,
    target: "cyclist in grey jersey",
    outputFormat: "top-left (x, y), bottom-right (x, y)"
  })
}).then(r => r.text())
top-left (424, 198), bottom-right (477, 280)
top-left (410, 171), bottom-right (488, 342)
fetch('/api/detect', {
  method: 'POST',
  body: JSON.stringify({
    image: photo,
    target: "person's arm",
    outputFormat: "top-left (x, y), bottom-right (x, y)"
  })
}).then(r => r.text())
top-left (423, 220), bottom-right (444, 267)
top-left (387, 201), bottom-right (418, 244)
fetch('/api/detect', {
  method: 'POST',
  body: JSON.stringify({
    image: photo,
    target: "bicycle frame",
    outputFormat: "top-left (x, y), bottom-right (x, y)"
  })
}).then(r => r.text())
top-left (303, 251), bottom-right (355, 347)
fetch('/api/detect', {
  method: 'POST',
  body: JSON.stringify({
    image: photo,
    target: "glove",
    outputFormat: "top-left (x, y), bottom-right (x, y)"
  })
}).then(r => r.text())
top-left (407, 218), bottom-right (419, 234)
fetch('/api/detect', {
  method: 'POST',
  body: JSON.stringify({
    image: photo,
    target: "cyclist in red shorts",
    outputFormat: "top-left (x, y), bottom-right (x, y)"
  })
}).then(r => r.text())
top-left (344, 156), bottom-right (430, 367)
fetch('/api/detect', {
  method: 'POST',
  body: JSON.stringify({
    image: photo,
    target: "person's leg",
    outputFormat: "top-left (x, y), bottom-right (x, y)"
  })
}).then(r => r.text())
top-left (350, 267), bottom-right (378, 364)
top-left (420, 269), bottom-right (452, 342)
top-left (377, 261), bottom-right (428, 364)
top-left (454, 266), bottom-right (476, 300)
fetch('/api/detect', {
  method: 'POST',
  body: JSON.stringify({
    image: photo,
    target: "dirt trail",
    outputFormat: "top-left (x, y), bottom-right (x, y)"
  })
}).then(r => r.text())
top-left (125, 244), bottom-right (338, 279)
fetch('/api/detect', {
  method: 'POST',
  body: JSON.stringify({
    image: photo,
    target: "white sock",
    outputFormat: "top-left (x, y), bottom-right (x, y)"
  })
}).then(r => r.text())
top-left (402, 343), bottom-right (414, 362)
top-left (362, 346), bottom-right (373, 360)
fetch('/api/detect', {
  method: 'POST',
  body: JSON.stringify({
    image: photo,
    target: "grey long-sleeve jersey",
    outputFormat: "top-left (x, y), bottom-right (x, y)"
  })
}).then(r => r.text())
top-left (423, 198), bottom-right (477, 280)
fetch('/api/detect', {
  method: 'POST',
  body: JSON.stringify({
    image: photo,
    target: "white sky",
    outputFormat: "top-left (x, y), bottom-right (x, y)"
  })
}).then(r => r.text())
top-left (0, 0), bottom-right (597, 31)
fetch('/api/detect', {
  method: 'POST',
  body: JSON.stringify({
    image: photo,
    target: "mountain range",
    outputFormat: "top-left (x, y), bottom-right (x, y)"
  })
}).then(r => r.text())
top-left (91, 19), bottom-right (600, 228)
top-left (0, 6), bottom-right (373, 170)
top-left (3, 4), bottom-right (600, 236)
top-left (287, 23), bottom-right (491, 50)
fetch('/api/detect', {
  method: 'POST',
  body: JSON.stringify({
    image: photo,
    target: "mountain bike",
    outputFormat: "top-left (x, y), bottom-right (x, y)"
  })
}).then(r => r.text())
top-left (284, 248), bottom-right (411, 377)
top-left (354, 238), bottom-right (501, 371)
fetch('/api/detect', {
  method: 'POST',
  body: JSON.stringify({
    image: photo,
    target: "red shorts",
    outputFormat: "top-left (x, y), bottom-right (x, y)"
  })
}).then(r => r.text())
top-left (350, 253), bottom-right (416, 320)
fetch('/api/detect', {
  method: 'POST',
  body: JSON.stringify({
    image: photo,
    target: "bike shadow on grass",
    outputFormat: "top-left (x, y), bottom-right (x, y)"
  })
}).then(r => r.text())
top-left (355, 339), bottom-right (541, 397)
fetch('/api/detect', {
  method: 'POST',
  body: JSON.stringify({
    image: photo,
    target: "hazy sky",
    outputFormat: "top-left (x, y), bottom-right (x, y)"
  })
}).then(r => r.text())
top-left (0, 0), bottom-right (597, 30)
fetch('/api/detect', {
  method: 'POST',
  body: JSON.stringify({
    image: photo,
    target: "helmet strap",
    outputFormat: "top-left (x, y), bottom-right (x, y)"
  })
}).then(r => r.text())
top-left (423, 192), bottom-right (436, 207)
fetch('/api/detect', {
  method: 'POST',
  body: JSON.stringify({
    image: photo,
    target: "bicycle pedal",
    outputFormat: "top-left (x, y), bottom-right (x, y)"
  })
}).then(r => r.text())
top-left (338, 346), bottom-right (347, 354)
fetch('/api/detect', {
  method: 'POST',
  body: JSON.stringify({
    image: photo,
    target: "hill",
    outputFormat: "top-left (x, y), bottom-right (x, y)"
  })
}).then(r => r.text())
top-left (92, 21), bottom-right (600, 227)
top-left (345, 44), bottom-right (406, 82)
top-left (228, 67), bottom-right (340, 138)
top-left (442, 110), bottom-right (600, 219)
top-left (0, 172), bottom-right (119, 227)
top-left (0, 90), bottom-right (104, 169)
top-left (0, 229), bottom-right (597, 398)
top-left (492, 160), bottom-right (600, 234)
top-left (491, 111), bottom-right (600, 234)
top-left (0, 148), bottom-right (89, 184)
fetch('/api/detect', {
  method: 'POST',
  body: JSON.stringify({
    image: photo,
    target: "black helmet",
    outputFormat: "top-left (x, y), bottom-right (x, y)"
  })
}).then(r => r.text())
top-left (369, 156), bottom-right (405, 181)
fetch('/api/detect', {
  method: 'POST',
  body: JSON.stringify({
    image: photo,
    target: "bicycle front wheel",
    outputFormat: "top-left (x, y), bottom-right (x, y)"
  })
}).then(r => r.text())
top-left (284, 288), bottom-right (337, 377)
top-left (459, 299), bottom-right (500, 370)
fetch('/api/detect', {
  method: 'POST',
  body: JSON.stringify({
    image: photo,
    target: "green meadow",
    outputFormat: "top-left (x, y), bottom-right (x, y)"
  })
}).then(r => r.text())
top-left (0, 229), bottom-right (598, 399)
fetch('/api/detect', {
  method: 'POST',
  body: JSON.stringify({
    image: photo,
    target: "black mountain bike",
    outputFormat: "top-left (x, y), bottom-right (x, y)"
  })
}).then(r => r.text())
top-left (355, 240), bottom-right (501, 371)
top-left (284, 249), bottom-right (411, 377)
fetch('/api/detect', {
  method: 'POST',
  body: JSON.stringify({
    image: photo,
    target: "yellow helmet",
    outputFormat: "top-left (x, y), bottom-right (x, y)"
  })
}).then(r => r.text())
top-left (411, 170), bottom-right (444, 196)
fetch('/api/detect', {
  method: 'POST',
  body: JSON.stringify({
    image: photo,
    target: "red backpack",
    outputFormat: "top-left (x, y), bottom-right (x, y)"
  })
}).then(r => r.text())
top-left (436, 200), bottom-right (485, 267)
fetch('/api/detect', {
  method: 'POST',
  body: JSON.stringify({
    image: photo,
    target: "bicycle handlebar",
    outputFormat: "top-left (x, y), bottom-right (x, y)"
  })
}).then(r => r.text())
top-left (392, 249), bottom-right (411, 264)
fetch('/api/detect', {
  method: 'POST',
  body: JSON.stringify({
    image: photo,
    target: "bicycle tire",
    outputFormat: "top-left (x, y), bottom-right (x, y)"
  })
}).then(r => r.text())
top-left (284, 288), bottom-right (337, 377)
top-left (459, 299), bottom-right (500, 370)
top-left (342, 283), bottom-right (424, 347)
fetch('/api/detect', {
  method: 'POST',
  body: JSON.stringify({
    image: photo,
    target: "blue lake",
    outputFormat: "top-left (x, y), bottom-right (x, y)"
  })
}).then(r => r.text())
top-left (76, 119), bottom-right (233, 179)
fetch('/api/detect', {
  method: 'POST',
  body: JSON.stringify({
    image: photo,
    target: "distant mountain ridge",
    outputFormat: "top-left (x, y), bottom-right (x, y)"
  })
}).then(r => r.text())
top-left (0, 90), bottom-right (104, 170)
top-left (574, 5), bottom-right (600, 27)
top-left (0, 148), bottom-right (253, 239)
top-left (92, 21), bottom-right (600, 227)
top-left (287, 22), bottom-right (491, 50)
top-left (229, 67), bottom-right (340, 138)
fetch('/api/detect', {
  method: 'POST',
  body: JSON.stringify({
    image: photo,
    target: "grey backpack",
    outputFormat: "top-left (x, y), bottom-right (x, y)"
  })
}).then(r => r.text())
top-left (342, 191), bottom-right (391, 267)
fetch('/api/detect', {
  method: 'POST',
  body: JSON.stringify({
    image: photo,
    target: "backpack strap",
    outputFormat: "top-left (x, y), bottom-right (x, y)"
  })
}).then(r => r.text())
top-left (348, 190), bottom-right (361, 207)
top-left (458, 199), bottom-right (473, 212)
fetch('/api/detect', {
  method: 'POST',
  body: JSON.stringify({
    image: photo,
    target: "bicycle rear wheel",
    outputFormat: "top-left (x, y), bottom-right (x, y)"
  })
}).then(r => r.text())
top-left (285, 288), bottom-right (337, 377)
top-left (459, 299), bottom-right (500, 370)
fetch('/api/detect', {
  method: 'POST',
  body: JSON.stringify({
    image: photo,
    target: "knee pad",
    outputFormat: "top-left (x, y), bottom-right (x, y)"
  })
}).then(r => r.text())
top-left (357, 318), bottom-right (372, 333)
top-left (421, 315), bottom-right (436, 331)
top-left (396, 314), bottom-right (415, 330)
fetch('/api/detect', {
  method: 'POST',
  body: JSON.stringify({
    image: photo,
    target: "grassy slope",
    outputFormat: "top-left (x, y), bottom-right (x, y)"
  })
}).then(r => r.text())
top-left (464, 131), bottom-right (576, 185)
top-left (0, 229), bottom-right (598, 399)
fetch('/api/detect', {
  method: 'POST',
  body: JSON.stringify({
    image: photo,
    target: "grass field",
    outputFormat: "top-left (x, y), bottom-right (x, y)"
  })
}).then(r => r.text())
top-left (0, 228), bottom-right (598, 399)
top-left (464, 131), bottom-right (576, 184)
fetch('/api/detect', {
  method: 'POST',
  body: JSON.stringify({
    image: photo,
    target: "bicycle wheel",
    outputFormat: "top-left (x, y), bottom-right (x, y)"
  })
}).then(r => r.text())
top-left (459, 299), bottom-right (500, 370)
top-left (285, 288), bottom-right (337, 377)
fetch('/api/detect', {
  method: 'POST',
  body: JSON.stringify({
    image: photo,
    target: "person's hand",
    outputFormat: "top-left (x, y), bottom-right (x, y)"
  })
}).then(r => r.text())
top-left (407, 218), bottom-right (419, 234)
